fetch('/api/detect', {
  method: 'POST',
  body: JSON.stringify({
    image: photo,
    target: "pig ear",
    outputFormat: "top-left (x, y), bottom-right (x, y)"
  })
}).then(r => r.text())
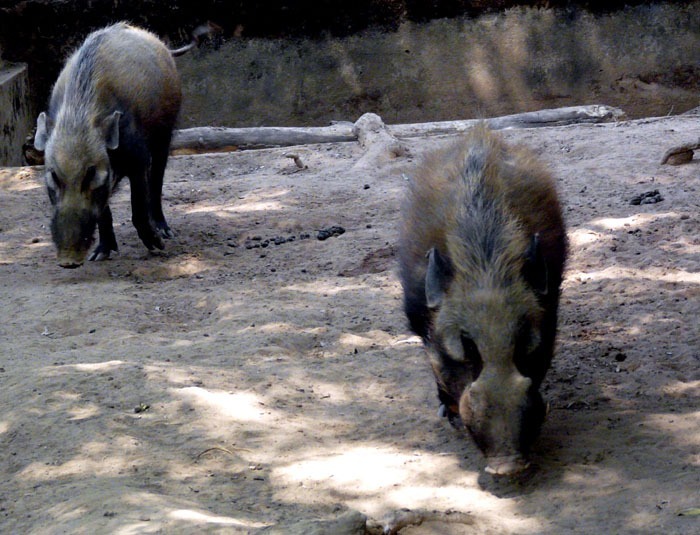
top-left (523, 233), bottom-right (548, 295)
top-left (425, 247), bottom-right (452, 309)
top-left (104, 111), bottom-right (122, 150)
top-left (34, 112), bottom-right (51, 151)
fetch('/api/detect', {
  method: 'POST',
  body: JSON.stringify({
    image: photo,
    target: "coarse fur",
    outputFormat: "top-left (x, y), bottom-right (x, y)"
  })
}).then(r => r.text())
top-left (398, 124), bottom-right (567, 473)
top-left (35, 22), bottom-right (182, 267)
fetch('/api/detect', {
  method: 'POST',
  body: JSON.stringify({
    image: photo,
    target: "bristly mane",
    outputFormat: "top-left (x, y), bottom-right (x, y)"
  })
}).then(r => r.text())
top-left (446, 128), bottom-right (528, 289)
top-left (53, 30), bottom-right (109, 134)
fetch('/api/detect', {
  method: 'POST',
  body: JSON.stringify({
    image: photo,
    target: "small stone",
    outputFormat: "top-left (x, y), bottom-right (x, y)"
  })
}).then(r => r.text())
top-left (614, 352), bottom-right (627, 362)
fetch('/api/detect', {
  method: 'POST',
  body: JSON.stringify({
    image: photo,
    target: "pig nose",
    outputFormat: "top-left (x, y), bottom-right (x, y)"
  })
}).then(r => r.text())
top-left (57, 255), bottom-right (84, 269)
top-left (58, 260), bottom-right (83, 269)
top-left (484, 454), bottom-right (530, 476)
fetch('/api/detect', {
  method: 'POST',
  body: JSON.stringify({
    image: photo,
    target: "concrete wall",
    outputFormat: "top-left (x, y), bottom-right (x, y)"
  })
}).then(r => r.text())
top-left (0, 61), bottom-right (31, 167)
top-left (176, 3), bottom-right (700, 127)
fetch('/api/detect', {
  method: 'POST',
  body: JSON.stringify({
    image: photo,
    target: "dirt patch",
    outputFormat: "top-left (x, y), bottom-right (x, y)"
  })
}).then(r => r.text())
top-left (1, 115), bottom-right (700, 533)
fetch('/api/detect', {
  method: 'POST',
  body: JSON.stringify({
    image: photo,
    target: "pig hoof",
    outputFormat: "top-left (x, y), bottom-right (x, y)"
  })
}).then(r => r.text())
top-left (88, 251), bottom-right (108, 262)
top-left (156, 222), bottom-right (174, 239)
top-left (88, 244), bottom-right (115, 262)
top-left (142, 234), bottom-right (165, 251)
top-left (89, 252), bottom-right (108, 262)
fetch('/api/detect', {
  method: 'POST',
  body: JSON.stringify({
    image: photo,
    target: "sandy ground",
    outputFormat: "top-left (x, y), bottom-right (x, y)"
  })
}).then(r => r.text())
top-left (1, 114), bottom-right (700, 534)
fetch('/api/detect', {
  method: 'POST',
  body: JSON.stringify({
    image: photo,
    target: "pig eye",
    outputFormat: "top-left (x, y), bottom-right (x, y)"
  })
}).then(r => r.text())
top-left (461, 334), bottom-right (483, 379)
top-left (461, 335), bottom-right (478, 360)
top-left (514, 321), bottom-right (538, 376)
top-left (46, 171), bottom-right (61, 204)
top-left (81, 166), bottom-right (97, 192)
top-left (47, 170), bottom-right (61, 189)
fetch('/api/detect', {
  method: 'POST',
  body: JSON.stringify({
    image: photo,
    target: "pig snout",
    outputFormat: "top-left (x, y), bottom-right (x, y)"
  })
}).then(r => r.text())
top-left (57, 256), bottom-right (84, 269)
top-left (484, 454), bottom-right (530, 476)
top-left (460, 371), bottom-right (540, 475)
top-left (51, 208), bottom-right (96, 268)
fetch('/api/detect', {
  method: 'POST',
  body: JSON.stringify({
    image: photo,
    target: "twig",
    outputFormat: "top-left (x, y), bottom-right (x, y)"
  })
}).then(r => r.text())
top-left (366, 509), bottom-right (475, 535)
top-left (284, 153), bottom-right (307, 169)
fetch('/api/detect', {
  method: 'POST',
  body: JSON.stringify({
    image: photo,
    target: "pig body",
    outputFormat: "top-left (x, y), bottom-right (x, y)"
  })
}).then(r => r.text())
top-left (35, 23), bottom-right (181, 268)
top-left (399, 125), bottom-right (567, 475)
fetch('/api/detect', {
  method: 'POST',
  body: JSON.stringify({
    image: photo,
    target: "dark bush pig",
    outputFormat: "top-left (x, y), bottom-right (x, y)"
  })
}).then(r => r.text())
top-left (399, 125), bottom-right (567, 475)
top-left (34, 23), bottom-right (184, 268)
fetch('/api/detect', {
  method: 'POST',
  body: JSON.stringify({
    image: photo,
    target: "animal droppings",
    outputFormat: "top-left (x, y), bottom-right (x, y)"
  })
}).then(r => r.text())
top-left (317, 226), bottom-right (346, 240)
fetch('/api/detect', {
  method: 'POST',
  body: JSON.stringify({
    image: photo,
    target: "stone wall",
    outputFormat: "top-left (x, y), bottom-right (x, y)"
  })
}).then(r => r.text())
top-left (174, 3), bottom-right (700, 127)
top-left (0, 1), bottom-right (699, 164)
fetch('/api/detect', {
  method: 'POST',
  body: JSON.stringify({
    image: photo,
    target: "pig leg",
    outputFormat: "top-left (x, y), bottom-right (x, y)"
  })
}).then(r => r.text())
top-left (88, 205), bottom-right (118, 261)
top-left (148, 135), bottom-right (174, 239)
top-left (130, 168), bottom-right (165, 251)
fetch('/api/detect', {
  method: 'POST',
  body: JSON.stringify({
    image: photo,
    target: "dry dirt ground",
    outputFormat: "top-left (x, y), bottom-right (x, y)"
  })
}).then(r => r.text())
top-left (1, 114), bottom-right (700, 534)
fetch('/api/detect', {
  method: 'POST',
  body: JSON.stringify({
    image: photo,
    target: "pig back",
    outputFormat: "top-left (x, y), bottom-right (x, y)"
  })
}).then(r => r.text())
top-left (51, 23), bottom-right (182, 134)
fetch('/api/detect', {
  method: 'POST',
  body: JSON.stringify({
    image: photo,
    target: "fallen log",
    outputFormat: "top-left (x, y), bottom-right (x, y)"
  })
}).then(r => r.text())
top-left (170, 124), bottom-right (356, 154)
top-left (22, 105), bottom-right (628, 163)
top-left (170, 104), bottom-right (624, 155)
top-left (389, 104), bottom-right (625, 138)
top-left (351, 112), bottom-right (408, 171)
